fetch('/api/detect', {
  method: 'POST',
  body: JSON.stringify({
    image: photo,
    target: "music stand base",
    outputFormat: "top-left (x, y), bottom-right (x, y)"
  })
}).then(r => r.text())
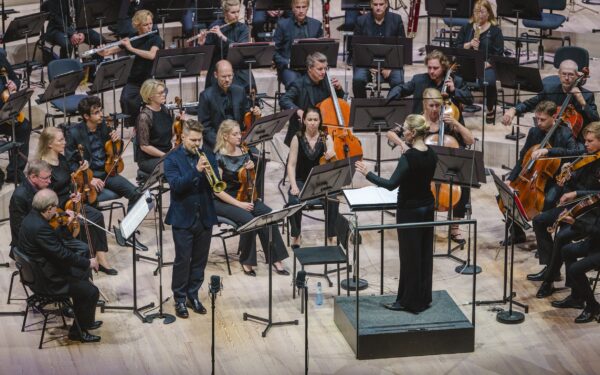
top-left (101, 302), bottom-right (155, 323)
top-left (505, 133), bottom-right (526, 140)
top-left (496, 310), bottom-right (525, 324)
top-left (455, 264), bottom-right (482, 275)
top-left (145, 312), bottom-right (176, 324)
top-left (242, 312), bottom-right (298, 338)
top-left (0, 311), bottom-right (25, 316)
top-left (1, 262), bottom-right (9, 268)
top-left (340, 277), bottom-right (369, 291)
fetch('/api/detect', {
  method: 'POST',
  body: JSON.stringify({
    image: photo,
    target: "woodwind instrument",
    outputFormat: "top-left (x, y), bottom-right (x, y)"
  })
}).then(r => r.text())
top-left (406, 0), bottom-right (421, 38)
top-left (185, 19), bottom-right (239, 44)
top-left (82, 30), bottom-right (158, 57)
top-left (246, 0), bottom-right (254, 42)
top-left (473, 24), bottom-right (481, 51)
top-left (322, 0), bottom-right (331, 38)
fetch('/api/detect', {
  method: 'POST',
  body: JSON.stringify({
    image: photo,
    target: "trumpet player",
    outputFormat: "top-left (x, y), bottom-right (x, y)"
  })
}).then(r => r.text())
top-left (164, 119), bottom-right (218, 319)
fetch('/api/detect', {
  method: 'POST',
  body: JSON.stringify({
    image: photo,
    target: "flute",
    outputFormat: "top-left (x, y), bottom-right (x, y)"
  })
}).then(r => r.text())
top-left (81, 30), bottom-right (158, 58)
top-left (185, 19), bottom-right (239, 44)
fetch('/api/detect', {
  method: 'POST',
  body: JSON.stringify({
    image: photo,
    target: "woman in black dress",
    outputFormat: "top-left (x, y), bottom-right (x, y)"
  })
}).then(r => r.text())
top-left (356, 114), bottom-right (438, 313)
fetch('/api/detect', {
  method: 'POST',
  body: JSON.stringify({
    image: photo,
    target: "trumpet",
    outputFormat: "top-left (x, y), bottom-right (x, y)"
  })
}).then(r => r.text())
top-left (195, 148), bottom-right (227, 193)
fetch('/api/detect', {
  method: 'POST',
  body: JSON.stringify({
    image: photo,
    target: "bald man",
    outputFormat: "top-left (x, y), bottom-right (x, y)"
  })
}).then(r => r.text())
top-left (502, 59), bottom-right (599, 140)
top-left (197, 60), bottom-right (261, 150)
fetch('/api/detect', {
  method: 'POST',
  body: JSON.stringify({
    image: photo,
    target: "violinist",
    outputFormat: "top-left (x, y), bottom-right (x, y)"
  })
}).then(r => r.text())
top-left (287, 107), bottom-right (339, 247)
top-left (273, 0), bottom-right (324, 89)
top-left (18, 189), bottom-right (101, 343)
top-left (455, 0), bottom-right (504, 124)
top-left (37, 127), bottom-right (115, 275)
top-left (136, 79), bottom-right (173, 175)
top-left (280, 51), bottom-right (344, 146)
top-left (502, 60), bottom-right (599, 139)
top-left (65, 96), bottom-right (141, 210)
top-left (535, 121), bottom-right (600, 299)
top-left (213, 120), bottom-right (290, 276)
top-left (351, 0), bottom-right (406, 99)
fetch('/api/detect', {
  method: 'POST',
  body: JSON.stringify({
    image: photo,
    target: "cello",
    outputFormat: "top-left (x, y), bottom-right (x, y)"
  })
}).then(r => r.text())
top-left (554, 67), bottom-right (589, 139)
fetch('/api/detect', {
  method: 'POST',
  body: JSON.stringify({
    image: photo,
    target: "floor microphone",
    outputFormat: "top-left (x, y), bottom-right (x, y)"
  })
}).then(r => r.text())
top-left (295, 270), bottom-right (307, 289)
top-left (209, 275), bottom-right (222, 295)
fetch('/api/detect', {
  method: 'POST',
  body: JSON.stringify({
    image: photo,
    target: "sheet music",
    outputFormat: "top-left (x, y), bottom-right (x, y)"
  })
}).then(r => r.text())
top-left (120, 190), bottom-right (153, 239)
top-left (343, 186), bottom-right (397, 208)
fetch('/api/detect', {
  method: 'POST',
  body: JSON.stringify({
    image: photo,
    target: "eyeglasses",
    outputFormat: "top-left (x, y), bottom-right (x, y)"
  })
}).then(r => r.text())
top-left (560, 72), bottom-right (576, 78)
top-left (36, 174), bottom-right (52, 181)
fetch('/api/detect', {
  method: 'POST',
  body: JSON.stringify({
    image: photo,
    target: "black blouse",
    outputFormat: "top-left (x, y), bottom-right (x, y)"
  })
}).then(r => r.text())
top-left (294, 133), bottom-right (325, 182)
top-left (455, 23), bottom-right (504, 59)
top-left (216, 152), bottom-right (252, 198)
top-left (49, 154), bottom-right (73, 208)
top-left (125, 32), bottom-right (163, 85)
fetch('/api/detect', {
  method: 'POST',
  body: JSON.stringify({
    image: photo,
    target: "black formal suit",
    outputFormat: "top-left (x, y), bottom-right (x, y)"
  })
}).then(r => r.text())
top-left (197, 84), bottom-right (249, 151)
top-left (164, 144), bottom-right (218, 303)
top-left (9, 177), bottom-right (37, 248)
top-left (18, 210), bottom-right (98, 330)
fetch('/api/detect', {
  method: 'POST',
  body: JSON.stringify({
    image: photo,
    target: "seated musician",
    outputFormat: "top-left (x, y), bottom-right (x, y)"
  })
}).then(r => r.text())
top-left (37, 127), bottom-right (116, 275)
top-left (245, 2), bottom-right (288, 42)
top-left (502, 60), bottom-right (599, 140)
top-left (388, 88), bottom-right (474, 244)
top-left (43, 0), bottom-right (103, 58)
top-left (213, 120), bottom-right (290, 276)
top-left (65, 96), bottom-right (141, 210)
top-left (279, 51), bottom-right (344, 146)
top-left (455, 0), bottom-right (504, 124)
top-left (195, 0), bottom-right (255, 92)
top-left (0, 52), bottom-right (32, 184)
top-left (287, 107), bottom-right (339, 247)
top-left (351, 0), bottom-right (406, 99)
top-left (97, 9), bottom-right (163, 127)
top-left (115, 0), bottom-right (138, 37)
top-left (387, 49), bottom-right (474, 124)
top-left (535, 121), bottom-right (600, 299)
top-left (136, 79), bottom-right (173, 175)
top-left (18, 189), bottom-right (101, 343)
top-left (273, 0), bottom-right (323, 89)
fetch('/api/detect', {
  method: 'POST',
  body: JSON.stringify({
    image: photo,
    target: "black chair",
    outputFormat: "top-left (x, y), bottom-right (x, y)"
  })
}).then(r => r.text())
top-left (45, 59), bottom-right (87, 127)
top-left (522, 0), bottom-right (570, 69)
top-left (542, 46), bottom-right (590, 86)
top-left (211, 216), bottom-right (237, 275)
top-left (12, 247), bottom-right (82, 349)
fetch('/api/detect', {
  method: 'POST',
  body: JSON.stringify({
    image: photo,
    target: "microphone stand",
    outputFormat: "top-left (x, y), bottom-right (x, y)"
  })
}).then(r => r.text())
top-left (209, 276), bottom-right (222, 375)
top-left (295, 271), bottom-right (308, 375)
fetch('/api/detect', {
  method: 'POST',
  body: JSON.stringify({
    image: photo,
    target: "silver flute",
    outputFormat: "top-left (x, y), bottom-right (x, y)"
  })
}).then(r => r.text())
top-left (164, 101), bottom-right (199, 110)
top-left (81, 30), bottom-right (158, 57)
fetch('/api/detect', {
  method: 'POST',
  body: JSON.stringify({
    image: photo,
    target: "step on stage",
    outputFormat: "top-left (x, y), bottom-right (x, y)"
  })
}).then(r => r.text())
top-left (334, 290), bottom-right (474, 359)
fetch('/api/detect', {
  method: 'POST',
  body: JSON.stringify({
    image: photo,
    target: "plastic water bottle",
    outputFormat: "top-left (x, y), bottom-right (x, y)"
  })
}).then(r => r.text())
top-left (315, 282), bottom-right (323, 306)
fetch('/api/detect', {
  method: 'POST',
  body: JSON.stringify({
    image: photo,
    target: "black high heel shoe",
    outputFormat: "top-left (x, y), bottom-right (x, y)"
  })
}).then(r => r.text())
top-left (242, 266), bottom-right (256, 277)
top-left (486, 109), bottom-right (496, 124)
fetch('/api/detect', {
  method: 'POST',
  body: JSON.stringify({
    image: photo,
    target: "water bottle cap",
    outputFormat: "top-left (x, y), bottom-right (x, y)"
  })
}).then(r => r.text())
top-left (317, 281), bottom-right (322, 286)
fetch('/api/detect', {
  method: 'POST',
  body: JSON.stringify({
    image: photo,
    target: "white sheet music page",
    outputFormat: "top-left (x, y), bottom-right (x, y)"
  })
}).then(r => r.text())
top-left (343, 186), bottom-right (398, 208)
top-left (120, 190), bottom-right (153, 239)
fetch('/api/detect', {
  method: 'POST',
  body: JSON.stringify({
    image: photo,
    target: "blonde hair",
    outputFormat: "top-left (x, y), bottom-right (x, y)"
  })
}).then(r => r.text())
top-left (422, 88), bottom-right (443, 105)
top-left (404, 114), bottom-right (429, 139)
top-left (140, 79), bottom-right (165, 104)
top-left (222, 0), bottom-right (240, 11)
top-left (36, 127), bottom-right (63, 160)
top-left (424, 50), bottom-right (450, 71)
top-left (292, 0), bottom-right (310, 6)
top-left (470, 0), bottom-right (497, 26)
top-left (583, 122), bottom-right (600, 140)
top-left (132, 10), bottom-right (153, 30)
top-left (215, 120), bottom-right (241, 153)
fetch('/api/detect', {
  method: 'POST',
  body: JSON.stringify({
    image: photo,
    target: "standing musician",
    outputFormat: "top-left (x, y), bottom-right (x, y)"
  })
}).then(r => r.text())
top-left (387, 50), bottom-right (474, 123)
top-left (388, 88), bottom-right (474, 243)
top-left (355, 114), bottom-right (438, 314)
top-left (535, 121), bottom-right (600, 299)
top-left (505, 101), bottom-right (581, 248)
top-left (43, 0), bottom-right (103, 58)
top-left (273, 0), bottom-right (324, 89)
top-left (18, 189), bottom-right (101, 343)
top-left (195, 0), bottom-right (255, 91)
top-left (213, 120), bottom-right (290, 276)
top-left (136, 79), bottom-right (173, 175)
top-left (65, 96), bottom-right (141, 210)
top-left (97, 9), bottom-right (163, 128)
top-left (0, 53), bottom-right (32, 184)
top-left (502, 60), bottom-right (599, 139)
top-left (287, 107), bottom-right (339, 247)
top-left (164, 120), bottom-right (217, 319)
top-left (37, 127), bottom-right (115, 275)
top-left (455, 0), bottom-right (504, 124)
top-left (351, 0), bottom-right (406, 99)
top-left (280, 51), bottom-right (344, 147)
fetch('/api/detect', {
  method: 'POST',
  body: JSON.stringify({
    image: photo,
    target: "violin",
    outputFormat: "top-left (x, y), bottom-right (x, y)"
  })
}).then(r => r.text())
top-left (0, 67), bottom-right (25, 123)
top-left (556, 150), bottom-right (600, 186)
top-left (73, 144), bottom-right (97, 204)
top-left (104, 117), bottom-right (125, 177)
top-left (242, 89), bottom-right (260, 138)
top-left (548, 192), bottom-right (600, 233)
top-left (319, 130), bottom-right (337, 165)
top-left (236, 144), bottom-right (258, 203)
top-left (172, 96), bottom-right (184, 147)
top-left (49, 208), bottom-right (81, 237)
top-left (555, 67), bottom-right (590, 138)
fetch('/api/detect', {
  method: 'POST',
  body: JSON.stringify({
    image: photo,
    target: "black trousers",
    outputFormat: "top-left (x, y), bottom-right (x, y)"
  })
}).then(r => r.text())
top-left (62, 237), bottom-right (91, 280)
top-left (543, 223), bottom-right (584, 283)
top-left (562, 239), bottom-right (600, 308)
top-left (137, 157), bottom-right (161, 175)
top-left (77, 204), bottom-right (109, 253)
top-left (119, 82), bottom-right (143, 128)
top-left (171, 217), bottom-right (212, 303)
top-left (214, 199), bottom-right (288, 266)
top-left (396, 203), bottom-right (435, 312)
top-left (45, 28), bottom-right (102, 59)
top-left (66, 275), bottom-right (99, 332)
top-left (0, 117), bottom-right (31, 180)
top-left (98, 174), bottom-right (140, 211)
top-left (288, 180), bottom-right (339, 238)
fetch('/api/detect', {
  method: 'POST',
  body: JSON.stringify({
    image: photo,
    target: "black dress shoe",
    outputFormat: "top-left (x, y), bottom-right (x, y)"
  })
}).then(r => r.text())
top-left (450, 234), bottom-right (467, 245)
top-left (273, 266), bottom-right (290, 276)
top-left (62, 306), bottom-right (75, 318)
top-left (536, 281), bottom-right (555, 298)
top-left (575, 305), bottom-right (600, 324)
top-left (383, 302), bottom-right (406, 311)
top-left (551, 295), bottom-right (585, 309)
top-left (499, 235), bottom-right (526, 246)
top-left (175, 302), bottom-right (189, 318)
top-left (68, 330), bottom-right (101, 343)
top-left (527, 267), bottom-right (547, 281)
top-left (187, 298), bottom-right (207, 314)
top-left (98, 265), bottom-right (118, 276)
top-left (87, 321), bottom-right (103, 330)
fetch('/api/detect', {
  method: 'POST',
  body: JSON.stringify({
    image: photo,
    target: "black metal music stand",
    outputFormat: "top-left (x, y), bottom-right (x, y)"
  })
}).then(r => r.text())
top-left (290, 39), bottom-right (339, 70)
top-left (352, 41), bottom-right (404, 98)
top-left (255, 0), bottom-right (292, 10)
top-left (88, 56), bottom-right (134, 128)
top-left (429, 145), bottom-right (486, 273)
top-left (152, 46), bottom-right (214, 101)
top-left (424, 0), bottom-right (472, 46)
top-left (0, 1), bottom-right (18, 49)
top-left (76, 0), bottom-right (120, 40)
top-left (0, 88), bottom-right (32, 186)
top-left (496, 0), bottom-right (541, 65)
top-left (240, 204), bottom-right (305, 337)
top-left (341, 0), bottom-right (370, 10)
top-left (228, 42), bottom-right (274, 92)
top-left (103, 191), bottom-right (156, 322)
top-left (36, 69), bottom-right (82, 127)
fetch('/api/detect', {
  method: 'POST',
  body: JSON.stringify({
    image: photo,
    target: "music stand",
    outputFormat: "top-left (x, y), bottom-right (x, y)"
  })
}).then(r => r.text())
top-left (290, 39), bottom-right (339, 70)
top-left (240, 204), bottom-right (305, 337)
top-left (88, 56), bottom-right (134, 126)
top-left (352, 40), bottom-right (404, 98)
top-left (103, 190), bottom-right (156, 322)
top-left (424, 0), bottom-right (472, 46)
top-left (0, 88), bottom-right (32, 186)
top-left (341, 0), bottom-right (370, 10)
top-left (76, 0), bottom-right (120, 38)
top-left (496, 0), bottom-right (541, 65)
top-left (255, 0), bottom-right (292, 10)
top-left (152, 46), bottom-right (213, 100)
top-left (228, 42), bottom-right (275, 93)
top-left (36, 70), bottom-right (82, 127)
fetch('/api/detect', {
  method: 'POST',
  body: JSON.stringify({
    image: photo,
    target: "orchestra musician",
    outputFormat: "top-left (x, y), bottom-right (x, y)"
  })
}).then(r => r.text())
top-left (502, 60), bottom-right (599, 138)
top-left (163, 120), bottom-right (217, 318)
top-left (136, 79), bottom-right (173, 175)
top-left (351, 0), bottom-right (406, 99)
top-left (455, 0), bottom-right (504, 124)
top-left (115, 0), bottom-right (139, 37)
top-left (287, 107), bottom-right (339, 247)
top-left (18, 189), bottom-right (101, 343)
top-left (273, 0), bottom-right (324, 89)
top-left (535, 121), bottom-right (600, 299)
top-left (97, 9), bottom-right (163, 127)
top-left (279, 51), bottom-right (344, 146)
top-left (388, 88), bottom-right (474, 243)
top-left (244, 1), bottom-right (288, 42)
top-left (355, 114), bottom-right (438, 314)
top-left (213, 120), bottom-right (290, 276)
top-left (37, 127), bottom-right (115, 275)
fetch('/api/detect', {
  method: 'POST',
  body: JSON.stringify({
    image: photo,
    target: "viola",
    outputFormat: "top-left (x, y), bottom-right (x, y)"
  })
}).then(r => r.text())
top-left (49, 208), bottom-right (81, 237)
top-left (235, 144), bottom-right (258, 203)
top-left (556, 151), bottom-right (600, 186)
top-left (242, 88), bottom-right (260, 138)
top-left (319, 130), bottom-right (337, 165)
top-left (0, 67), bottom-right (25, 123)
top-left (73, 144), bottom-right (97, 204)
top-left (172, 96), bottom-right (184, 146)
top-left (548, 192), bottom-right (600, 233)
top-left (104, 118), bottom-right (125, 177)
